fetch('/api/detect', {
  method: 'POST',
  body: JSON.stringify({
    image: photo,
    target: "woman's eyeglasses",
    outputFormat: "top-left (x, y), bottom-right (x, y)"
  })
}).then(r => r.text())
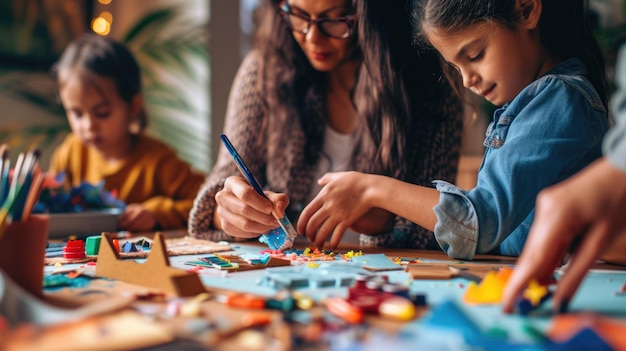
top-left (278, 3), bottom-right (355, 39)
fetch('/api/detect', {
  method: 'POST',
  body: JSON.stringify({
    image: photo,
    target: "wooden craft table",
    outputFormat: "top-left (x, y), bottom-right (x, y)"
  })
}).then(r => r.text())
top-left (2, 231), bottom-right (626, 351)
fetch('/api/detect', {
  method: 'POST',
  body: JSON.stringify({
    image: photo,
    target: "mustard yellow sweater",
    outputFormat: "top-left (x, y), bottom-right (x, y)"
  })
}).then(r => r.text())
top-left (49, 133), bottom-right (206, 230)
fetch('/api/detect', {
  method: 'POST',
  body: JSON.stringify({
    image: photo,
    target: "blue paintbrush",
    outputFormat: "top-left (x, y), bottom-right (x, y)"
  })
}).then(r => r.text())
top-left (220, 134), bottom-right (298, 249)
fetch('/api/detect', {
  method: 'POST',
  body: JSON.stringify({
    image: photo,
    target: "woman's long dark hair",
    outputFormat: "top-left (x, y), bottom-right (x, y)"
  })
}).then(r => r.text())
top-left (255, 0), bottom-right (452, 179)
top-left (412, 0), bottom-right (609, 110)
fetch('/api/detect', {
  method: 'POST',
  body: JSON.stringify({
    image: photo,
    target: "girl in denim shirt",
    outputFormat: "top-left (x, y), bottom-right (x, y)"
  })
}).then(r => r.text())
top-left (297, 0), bottom-right (611, 259)
top-left (503, 44), bottom-right (626, 314)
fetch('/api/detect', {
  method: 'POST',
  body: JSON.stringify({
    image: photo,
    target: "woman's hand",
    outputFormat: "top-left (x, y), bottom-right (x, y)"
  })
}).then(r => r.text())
top-left (213, 175), bottom-right (289, 238)
top-left (118, 204), bottom-right (157, 232)
top-left (502, 158), bottom-right (626, 313)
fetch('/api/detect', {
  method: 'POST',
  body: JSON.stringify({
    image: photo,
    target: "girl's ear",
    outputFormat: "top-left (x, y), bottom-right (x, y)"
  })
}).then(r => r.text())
top-left (128, 94), bottom-right (145, 134)
top-left (517, 0), bottom-right (542, 30)
top-left (129, 94), bottom-right (143, 119)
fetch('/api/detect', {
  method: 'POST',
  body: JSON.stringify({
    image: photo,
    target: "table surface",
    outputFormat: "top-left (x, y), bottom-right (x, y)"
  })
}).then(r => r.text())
top-left (3, 231), bottom-right (626, 351)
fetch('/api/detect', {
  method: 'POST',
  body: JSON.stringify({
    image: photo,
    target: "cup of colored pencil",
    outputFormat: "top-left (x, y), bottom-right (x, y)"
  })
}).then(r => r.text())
top-left (0, 144), bottom-right (49, 297)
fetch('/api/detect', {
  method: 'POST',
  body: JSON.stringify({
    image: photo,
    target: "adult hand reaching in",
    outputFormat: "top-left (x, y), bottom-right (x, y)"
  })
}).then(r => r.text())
top-left (502, 158), bottom-right (626, 314)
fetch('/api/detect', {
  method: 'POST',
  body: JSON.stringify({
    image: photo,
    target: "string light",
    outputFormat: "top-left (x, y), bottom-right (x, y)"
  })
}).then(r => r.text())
top-left (99, 11), bottom-right (113, 24)
top-left (91, 16), bottom-right (111, 35)
top-left (92, 1), bottom-right (113, 36)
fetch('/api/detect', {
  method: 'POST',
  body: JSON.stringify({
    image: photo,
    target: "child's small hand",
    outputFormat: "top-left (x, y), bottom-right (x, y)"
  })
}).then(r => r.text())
top-left (118, 204), bottom-right (157, 232)
top-left (298, 171), bottom-right (376, 249)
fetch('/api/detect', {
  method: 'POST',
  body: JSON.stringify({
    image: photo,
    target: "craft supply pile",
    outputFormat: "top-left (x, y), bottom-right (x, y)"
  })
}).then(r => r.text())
top-left (1, 230), bottom-right (625, 351)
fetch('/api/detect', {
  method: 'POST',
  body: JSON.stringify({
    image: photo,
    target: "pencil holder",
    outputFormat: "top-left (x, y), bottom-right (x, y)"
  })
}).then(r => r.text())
top-left (0, 214), bottom-right (49, 298)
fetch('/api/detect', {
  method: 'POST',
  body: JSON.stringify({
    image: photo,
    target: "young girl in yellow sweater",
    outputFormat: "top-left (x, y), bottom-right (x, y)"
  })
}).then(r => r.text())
top-left (49, 34), bottom-right (205, 232)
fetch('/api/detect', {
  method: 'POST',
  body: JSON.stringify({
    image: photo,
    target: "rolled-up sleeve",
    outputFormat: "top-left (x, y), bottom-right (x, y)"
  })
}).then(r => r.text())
top-left (605, 44), bottom-right (626, 172)
top-left (433, 180), bottom-right (479, 259)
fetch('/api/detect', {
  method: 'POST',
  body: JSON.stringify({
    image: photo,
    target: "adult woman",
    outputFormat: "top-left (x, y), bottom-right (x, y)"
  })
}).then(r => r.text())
top-left (189, 0), bottom-right (462, 248)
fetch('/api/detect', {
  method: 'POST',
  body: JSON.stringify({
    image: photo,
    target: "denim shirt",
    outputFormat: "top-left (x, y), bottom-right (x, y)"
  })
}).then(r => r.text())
top-left (605, 44), bottom-right (626, 172)
top-left (432, 58), bottom-right (609, 260)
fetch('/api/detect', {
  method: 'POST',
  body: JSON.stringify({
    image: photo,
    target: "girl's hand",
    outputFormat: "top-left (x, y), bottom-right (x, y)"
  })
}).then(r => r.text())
top-left (118, 204), bottom-right (157, 232)
top-left (298, 171), bottom-right (378, 249)
top-left (502, 158), bottom-right (626, 314)
top-left (213, 175), bottom-right (289, 238)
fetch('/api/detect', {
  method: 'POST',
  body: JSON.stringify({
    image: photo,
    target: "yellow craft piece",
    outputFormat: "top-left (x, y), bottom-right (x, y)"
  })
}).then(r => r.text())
top-left (343, 250), bottom-right (363, 259)
top-left (462, 267), bottom-right (513, 304)
top-left (307, 262), bottom-right (321, 268)
top-left (522, 280), bottom-right (549, 306)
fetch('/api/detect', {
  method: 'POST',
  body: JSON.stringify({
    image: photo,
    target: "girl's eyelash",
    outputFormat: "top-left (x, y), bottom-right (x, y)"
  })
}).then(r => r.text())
top-left (469, 51), bottom-right (484, 62)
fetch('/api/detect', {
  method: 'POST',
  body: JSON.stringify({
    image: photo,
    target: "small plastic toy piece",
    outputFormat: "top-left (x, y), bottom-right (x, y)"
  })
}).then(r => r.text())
top-left (62, 239), bottom-right (86, 260)
top-left (216, 293), bottom-right (266, 309)
top-left (292, 291), bottom-right (314, 310)
top-left (412, 293), bottom-right (427, 306)
top-left (134, 237), bottom-right (152, 249)
top-left (324, 296), bottom-right (364, 324)
top-left (121, 241), bottom-right (139, 253)
top-left (266, 291), bottom-right (295, 312)
top-left (112, 239), bottom-right (120, 252)
top-left (462, 267), bottom-right (513, 305)
top-left (516, 280), bottom-right (552, 315)
top-left (523, 280), bottom-right (550, 305)
top-left (346, 273), bottom-right (424, 319)
top-left (378, 296), bottom-right (416, 321)
top-left (85, 235), bottom-right (101, 255)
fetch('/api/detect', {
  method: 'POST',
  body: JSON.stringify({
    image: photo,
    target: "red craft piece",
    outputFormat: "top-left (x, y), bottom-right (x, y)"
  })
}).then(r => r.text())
top-left (63, 240), bottom-right (86, 259)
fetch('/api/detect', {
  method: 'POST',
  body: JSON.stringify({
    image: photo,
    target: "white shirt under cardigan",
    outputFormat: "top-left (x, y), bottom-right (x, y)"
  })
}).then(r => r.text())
top-left (306, 126), bottom-right (361, 244)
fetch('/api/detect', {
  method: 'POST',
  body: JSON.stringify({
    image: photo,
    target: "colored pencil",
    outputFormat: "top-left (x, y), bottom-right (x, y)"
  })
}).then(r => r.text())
top-left (7, 152), bottom-right (24, 202)
top-left (11, 149), bottom-right (40, 221)
top-left (20, 166), bottom-right (44, 221)
top-left (0, 144), bottom-right (8, 204)
top-left (0, 146), bottom-right (44, 240)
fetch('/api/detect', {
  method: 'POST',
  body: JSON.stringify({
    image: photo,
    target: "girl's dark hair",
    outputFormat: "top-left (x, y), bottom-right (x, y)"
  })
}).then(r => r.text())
top-left (254, 0), bottom-right (454, 179)
top-left (412, 0), bottom-right (609, 110)
top-left (51, 34), bottom-right (148, 131)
